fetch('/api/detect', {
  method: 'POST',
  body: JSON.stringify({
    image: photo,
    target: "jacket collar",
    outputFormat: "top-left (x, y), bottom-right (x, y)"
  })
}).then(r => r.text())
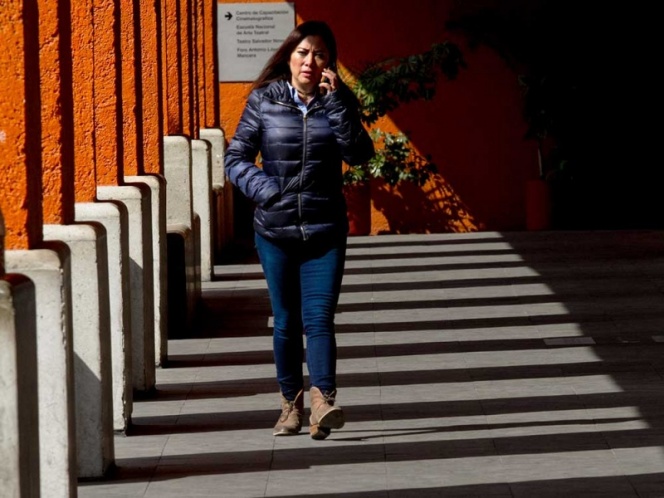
top-left (262, 79), bottom-right (324, 112)
top-left (262, 79), bottom-right (294, 104)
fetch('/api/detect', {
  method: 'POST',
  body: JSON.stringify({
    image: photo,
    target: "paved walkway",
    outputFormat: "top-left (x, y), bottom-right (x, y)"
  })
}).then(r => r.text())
top-left (79, 230), bottom-right (664, 497)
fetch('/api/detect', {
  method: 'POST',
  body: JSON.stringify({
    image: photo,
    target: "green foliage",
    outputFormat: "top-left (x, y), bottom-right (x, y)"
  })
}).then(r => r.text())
top-left (353, 42), bottom-right (466, 125)
top-left (368, 130), bottom-right (437, 186)
top-left (344, 42), bottom-right (465, 186)
top-left (342, 160), bottom-right (371, 185)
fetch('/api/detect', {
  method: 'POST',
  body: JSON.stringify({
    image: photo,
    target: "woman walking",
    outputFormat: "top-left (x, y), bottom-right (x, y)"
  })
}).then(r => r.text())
top-left (225, 20), bottom-right (374, 439)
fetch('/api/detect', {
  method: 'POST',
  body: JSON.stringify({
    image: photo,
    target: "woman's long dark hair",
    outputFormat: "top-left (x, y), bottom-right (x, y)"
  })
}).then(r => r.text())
top-left (251, 20), bottom-right (338, 91)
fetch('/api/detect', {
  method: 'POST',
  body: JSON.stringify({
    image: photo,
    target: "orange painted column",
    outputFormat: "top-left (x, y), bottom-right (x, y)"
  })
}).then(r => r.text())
top-left (93, 0), bottom-right (123, 186)
top-left (119, 0), bottom-right (142, 177)
top-left (139, 0), bottom-right (164, 174)
top-left (0, 1), bottom-right (43, 249)
top-left (72, 0), bottom-right (125, 189)
top-left (162, 0), bottom-right (183, 134)
top-left (40, 0), bottom-right (76, 226)
top-left (71, 0), bottom-right (100, 201)
top-left (0, 211), bottom-right (4, 269)
top-left (191, 0), bottom-right (201, 134)
top-left (180, 0), bottom-right (194, 137)
top-left (195, 0), bottom-right (203, 131)
top-left (201, 0), bottom-right (219, 128)
top-left (192, 0), bottom-right (202, 133)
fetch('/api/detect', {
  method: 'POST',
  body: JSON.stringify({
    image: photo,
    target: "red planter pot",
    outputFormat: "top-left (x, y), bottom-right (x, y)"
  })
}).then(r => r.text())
top-left (343, 182), bottom-right (371, 236)
top-left (525, 179), bottom-right (551, 230)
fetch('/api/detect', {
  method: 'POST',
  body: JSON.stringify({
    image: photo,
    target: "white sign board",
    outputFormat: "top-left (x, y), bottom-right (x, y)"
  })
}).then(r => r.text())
top-left (218, 2), bottom-right (295, 82)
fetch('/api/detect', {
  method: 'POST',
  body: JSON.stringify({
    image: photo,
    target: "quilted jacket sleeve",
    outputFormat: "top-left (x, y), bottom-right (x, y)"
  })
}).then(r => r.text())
top-left (225, 90), bottom-right (281, 207)
top-left (322, 83), bottom-right (375, 166)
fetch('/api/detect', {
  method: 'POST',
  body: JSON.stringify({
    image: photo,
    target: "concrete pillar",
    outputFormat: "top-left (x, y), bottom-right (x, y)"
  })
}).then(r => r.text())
top-left (164, 136), bottom-right (194, 228)
top-left (200, 128), bottom-right (229, 259)
top-left (1, 1), bottom-right (77, 492)
top-left (0, 214), bottom-right (40, 498)
top-left (0, 275), bottom-right (39, 498)
top-left (43, 224), bottom-right (114, 479)
top-left (192, 139), bottom-right (213, 281)
top-left (5, 246), bottom-right (77, 497)
top-left (200, 128), bottom-right (225, 190)
top-left (97, 185), bottom-right (156, 393)
top-left (125, 175), bottom-right (168, 366)
top-left (75, 202), bottom-right (133, 431)
top-left (163, 135), bottom-right (198, 335)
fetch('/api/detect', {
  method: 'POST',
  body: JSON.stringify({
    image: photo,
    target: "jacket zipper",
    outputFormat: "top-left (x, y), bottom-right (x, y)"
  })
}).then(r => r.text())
top-left (299, 113), bottom-right (308, 240)
top-left (266, 97), bottom-right (322, 241)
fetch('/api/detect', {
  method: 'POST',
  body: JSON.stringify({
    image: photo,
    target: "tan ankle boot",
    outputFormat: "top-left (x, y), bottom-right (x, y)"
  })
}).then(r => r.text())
top-left (273, 389), bottom-right (304, 436)
top-left (309, 387), bottom-right (345, 440)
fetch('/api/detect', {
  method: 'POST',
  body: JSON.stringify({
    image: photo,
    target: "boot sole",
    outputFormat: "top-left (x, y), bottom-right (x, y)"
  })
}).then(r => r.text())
top-left (273, 428), bottom-right (301, 436)
top-left (309, 408), bottom-right (345, 439)
top-left (318, 408), bottom-right (345, 430)
top-left (272, 428), bottom-right (302, 436)
top-left (309, 424), bottom-right (331, 440)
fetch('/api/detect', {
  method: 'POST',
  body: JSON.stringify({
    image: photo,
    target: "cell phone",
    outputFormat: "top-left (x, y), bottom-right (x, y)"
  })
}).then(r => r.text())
top-left (320, 63), bottom-right (336, 94)
top-left (320, 74), bottom-right (329, 95)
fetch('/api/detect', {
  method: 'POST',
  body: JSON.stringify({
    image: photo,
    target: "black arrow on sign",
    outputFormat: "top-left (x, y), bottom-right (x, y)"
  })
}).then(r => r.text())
top-left (225, 12), bottom-right (233, 20)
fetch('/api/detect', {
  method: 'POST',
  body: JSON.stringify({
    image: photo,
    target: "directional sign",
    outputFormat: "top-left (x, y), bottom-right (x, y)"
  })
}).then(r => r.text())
top-left (218, 2), bottom-right (295, 82)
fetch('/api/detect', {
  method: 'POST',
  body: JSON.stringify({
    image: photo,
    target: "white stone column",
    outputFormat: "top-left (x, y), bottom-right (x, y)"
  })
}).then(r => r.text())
top-left (75, 202), bottom-right (133, 431)
top-left (1, 210), bottom-right (41, 497)
top-left (163, 136), bottom-right (197, 334)
top-left (200, 128), bottom-right (225, 189)
top-left (5, 245), bottom-right (77, 497)
top-left (43, 223), bottom-right (114, 479)
top-left (200, 128), bottom-right (232, 259)
top-left (125, 174), bottom-right (168, 366)
top-left (0, 276), bottom-right (40, 498)
top-left (97, 185), bottom-right (156, 392)
top-left (192, 139), bottom-right (213, 282)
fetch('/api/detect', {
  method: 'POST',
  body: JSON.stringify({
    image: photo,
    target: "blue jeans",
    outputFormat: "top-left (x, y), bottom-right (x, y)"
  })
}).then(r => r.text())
top-left (255, 233), bottom-right (347, 400)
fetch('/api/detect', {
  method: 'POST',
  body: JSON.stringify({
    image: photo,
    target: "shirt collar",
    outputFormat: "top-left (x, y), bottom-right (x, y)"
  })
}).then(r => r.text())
top-left (286, 81), bottom-right (317, 110)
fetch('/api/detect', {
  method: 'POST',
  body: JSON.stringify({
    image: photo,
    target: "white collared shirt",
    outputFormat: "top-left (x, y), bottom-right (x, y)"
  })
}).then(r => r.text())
top-left (287, 81), bottom-right (317, 115)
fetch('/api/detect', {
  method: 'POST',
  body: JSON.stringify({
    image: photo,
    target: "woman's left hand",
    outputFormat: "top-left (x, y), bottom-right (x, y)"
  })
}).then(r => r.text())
top-left (319, 67), bottom-right (338, 94)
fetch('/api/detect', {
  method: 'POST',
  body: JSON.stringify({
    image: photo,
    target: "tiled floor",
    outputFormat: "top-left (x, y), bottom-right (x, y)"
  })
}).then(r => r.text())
top-left (79, 230), bottom-right (664, 497)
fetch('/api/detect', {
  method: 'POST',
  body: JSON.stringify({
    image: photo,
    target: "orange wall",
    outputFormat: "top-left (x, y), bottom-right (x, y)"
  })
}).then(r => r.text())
top-left (218, 0), bottom-right (537, 233)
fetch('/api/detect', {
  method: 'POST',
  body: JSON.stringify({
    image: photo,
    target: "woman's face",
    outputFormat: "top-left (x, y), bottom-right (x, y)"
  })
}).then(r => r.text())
top-left (289, 35), bottom-right (330, 93)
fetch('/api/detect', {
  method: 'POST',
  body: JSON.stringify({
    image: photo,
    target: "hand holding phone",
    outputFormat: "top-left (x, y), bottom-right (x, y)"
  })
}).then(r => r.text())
top-left (319, 64), bottom-right (337, 95)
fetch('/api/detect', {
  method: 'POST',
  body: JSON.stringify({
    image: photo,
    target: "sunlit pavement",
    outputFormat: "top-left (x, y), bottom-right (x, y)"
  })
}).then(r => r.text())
top-left (79, 230), bottom-right (664, 497)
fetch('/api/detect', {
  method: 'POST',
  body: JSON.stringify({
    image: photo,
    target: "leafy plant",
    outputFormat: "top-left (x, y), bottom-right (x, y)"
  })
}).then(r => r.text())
top-left (354, 42), bottom-right (466, 125)
top-left (344, 130), bottom-right (437, 186)
top-left (344, 42), bottom-right (465, 186)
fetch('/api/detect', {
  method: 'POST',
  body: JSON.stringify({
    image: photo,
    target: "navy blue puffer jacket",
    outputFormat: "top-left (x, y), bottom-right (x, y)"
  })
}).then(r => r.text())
top-left (225, 79), bottom-right (374, 241)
